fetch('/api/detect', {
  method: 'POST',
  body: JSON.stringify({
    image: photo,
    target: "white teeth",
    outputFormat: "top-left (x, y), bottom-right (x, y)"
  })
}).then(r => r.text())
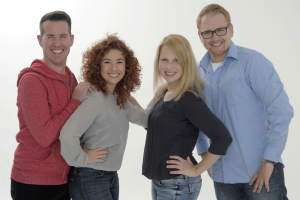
top-left (108, 73), bottom-right (119, 77)
top-left (52, 50), bottom-right (63, 53)
top-left (165, 72), bottom-right (176, 76)
top-left (211, 43), bottom-right (221, 46)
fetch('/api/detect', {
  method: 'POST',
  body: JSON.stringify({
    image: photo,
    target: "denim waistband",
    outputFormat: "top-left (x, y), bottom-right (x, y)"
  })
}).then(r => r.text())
top-left (70, 166), bottom-right (116, 174)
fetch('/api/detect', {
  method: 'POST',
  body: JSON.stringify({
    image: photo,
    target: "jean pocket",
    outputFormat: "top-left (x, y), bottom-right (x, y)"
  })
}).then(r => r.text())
top-left (188, 179), bottom-right (202, 194)
top-left (81, 169), bottom-right (104, 182)
top-left (158, 179), bottom-right (178, 189)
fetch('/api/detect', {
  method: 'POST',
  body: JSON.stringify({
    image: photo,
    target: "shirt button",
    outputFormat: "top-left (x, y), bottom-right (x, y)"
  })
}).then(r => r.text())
top-left (214, 82), bottom-right (216, 85)
top-left (214, 98), bottom-right (216, 100)
top-left (216, 113), bottom-right (218, 116)
top-left (223, 159), bottom-right (226, 161)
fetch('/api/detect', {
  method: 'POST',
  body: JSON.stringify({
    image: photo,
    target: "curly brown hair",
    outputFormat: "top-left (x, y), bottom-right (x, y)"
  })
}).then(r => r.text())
top-left (80, 34), bottom-right (142, 108)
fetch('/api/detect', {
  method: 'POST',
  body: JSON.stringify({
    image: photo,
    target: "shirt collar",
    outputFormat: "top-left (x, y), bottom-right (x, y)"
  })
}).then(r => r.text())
top-left (200, 41), bottom-right (239, 70)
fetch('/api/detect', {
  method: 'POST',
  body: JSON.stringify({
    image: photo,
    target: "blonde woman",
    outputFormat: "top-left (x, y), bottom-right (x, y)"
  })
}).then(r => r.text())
top-left (142, 34), bottom-right (232, 200)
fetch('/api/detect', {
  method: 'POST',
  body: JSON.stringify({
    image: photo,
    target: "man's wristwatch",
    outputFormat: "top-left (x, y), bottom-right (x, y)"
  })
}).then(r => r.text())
top-left (261, 158), bottom-right (276, 165)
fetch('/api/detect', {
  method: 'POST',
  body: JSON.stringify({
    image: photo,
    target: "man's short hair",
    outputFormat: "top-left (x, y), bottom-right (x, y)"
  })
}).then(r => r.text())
top-left (196, 4), bottom-right (231, 30)
top-left (39, 11), bottom-right (72, 36)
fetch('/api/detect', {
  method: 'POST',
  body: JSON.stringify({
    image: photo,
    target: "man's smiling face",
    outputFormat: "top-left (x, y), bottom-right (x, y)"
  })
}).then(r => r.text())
top-left (198, 12), bottom-right (233, 63)
top-left (38, 20), bottom-right (74, 69)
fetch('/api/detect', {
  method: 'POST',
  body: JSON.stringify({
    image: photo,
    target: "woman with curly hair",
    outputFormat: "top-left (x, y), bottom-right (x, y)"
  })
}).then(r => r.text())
top-left (59, 34), bottom-right (158, 200)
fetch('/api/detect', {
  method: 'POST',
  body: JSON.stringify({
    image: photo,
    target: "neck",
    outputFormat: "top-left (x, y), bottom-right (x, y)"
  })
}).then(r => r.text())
top-left (42, 58), bottom-right (66, 74)
top-left (107, 84), bottom-right (116, 95)
top-left (210, 54), bottom-right (226, 63)
top-left (167, 81), bottom-right (179, 93)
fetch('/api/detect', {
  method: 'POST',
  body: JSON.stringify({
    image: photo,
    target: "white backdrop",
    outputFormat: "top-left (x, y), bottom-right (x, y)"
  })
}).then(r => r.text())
top-left (1, 0), bottom-right (299, 199)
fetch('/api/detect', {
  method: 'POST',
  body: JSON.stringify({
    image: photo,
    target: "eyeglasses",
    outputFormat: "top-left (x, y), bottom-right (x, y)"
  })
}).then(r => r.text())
top-left (199, 23), bottom-right (231, 39)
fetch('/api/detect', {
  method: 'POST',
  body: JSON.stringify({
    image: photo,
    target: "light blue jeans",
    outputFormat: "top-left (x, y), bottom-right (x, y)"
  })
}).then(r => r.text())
top-left (214, 163), bottom-right (288, 200)
top-left (152, 175), bottom-right (202, 200)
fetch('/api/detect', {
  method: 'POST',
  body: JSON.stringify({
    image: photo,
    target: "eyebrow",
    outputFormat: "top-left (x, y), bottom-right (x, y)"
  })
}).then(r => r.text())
top-left (103, 58), bottom-right (125, 61)
top-left (45, 34), bottom-right (69, 37)
top-left (202, 25), bottom-right (227, 32)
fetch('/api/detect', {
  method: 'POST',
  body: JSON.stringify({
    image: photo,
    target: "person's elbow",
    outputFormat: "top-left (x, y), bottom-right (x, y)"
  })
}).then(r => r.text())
top-left (223, 130), bottom-right (233, 148)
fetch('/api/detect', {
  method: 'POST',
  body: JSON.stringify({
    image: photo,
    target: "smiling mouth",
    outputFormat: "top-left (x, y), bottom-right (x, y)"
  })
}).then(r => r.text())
top-left (108, 73), bottom-right (120, 78)
top-left (211, 42), bottom-right (222, 47)
top-left (165, 72), bottom-right (176, 77)
top-left (52, 50), bottom-right (64, 54)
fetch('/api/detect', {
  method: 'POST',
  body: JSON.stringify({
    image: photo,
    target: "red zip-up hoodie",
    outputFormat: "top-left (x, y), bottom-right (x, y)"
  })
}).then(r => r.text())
top-left (11, 59), bottom-right (81, 185)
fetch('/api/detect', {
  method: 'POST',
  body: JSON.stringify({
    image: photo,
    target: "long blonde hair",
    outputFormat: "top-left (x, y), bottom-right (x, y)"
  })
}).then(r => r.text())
top-left (153, 34), bottom-right (205, 101)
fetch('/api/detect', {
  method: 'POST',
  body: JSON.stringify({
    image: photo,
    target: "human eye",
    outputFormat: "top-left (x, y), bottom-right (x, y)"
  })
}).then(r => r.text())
top-left (160, 58), bottom-right (168, 61)
top-left (174, 58), bottom-right (178, 62)
top-left (60, 35), bottom-right (67, 39)
top-left (216, 28), bottom-right (226, 34)
top-left (202, 31), bottom-right (212, 36)
top-left (47, 36), bottom-right (54, 39)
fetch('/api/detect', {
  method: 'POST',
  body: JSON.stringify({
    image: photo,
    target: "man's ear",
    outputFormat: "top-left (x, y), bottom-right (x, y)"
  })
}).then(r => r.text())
top-left (198, 31), bottom-right (203, 43)
top-left (230, 23), bottom-right (234, 37)
top-left (70, 34), bottom-right (74, 47)
top-left (37, 35), bottom-right (42, 47)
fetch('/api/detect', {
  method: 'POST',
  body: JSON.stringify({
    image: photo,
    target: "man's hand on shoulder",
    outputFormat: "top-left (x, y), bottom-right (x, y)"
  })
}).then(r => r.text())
top-left (249, 163), bottom-right (274, 193)
top-left (85, 81), bottom-right (98, 94)
top-left (72, 82), bottom-right (92, 101)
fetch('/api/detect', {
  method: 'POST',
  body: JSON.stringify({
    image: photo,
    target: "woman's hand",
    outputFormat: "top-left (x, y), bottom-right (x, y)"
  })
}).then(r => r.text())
top-left (83, 144), bottom-right (108, 164)
top-left (167, 152), bottom-right (220, 177)
top-left (166, 156), bottom-right (199, 177)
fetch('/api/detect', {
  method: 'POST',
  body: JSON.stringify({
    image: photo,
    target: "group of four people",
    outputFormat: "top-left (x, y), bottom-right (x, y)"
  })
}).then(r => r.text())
top-left (10, 3), bottom-right (293, 200)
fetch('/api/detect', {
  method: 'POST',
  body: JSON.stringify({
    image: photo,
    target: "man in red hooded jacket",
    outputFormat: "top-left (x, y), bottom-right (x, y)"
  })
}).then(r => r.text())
top-left (10, 11), bottom-right (92, 200)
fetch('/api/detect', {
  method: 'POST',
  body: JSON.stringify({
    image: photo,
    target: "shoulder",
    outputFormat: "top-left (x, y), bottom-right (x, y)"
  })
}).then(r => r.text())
top-left (236, 45), bottom-right (274, 72)
top-left (178, 91), bottom-right (204, 107)
top-left (82, 91), bottom-right (105, 104)
top-left (237, 45), bottom-right (271, 63)
top-left (18, 73), bottom-right (47, 89)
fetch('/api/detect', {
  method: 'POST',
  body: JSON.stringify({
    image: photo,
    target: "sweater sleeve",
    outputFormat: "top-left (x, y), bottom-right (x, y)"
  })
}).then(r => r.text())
top-left (59, 94), bottom-right (101, 167)
top-left (180, 92), bottom-right (232, 155)
top-left (124, 100), bottom-right (155, 128)
top-left (18, 74), bottom-right (81, 148)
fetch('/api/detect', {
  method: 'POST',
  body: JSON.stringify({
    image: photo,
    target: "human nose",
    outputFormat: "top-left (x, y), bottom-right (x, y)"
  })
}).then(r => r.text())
top-left (110, 63), bottom-right (117, 70)
top-left (211, 31), bottom-right (219, 40)
top-left (53, 38), bottom-right (61, 47)
top-left (166, 62), bottom-right (172, 69)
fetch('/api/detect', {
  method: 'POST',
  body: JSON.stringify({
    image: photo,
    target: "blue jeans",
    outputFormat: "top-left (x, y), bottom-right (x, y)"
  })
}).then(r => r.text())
top-left (68, 167), bottom-right (119, 200)
top-left (152, 175), bottom-right (202, 200)
top-left (214, 163), bottom-right (288, 200)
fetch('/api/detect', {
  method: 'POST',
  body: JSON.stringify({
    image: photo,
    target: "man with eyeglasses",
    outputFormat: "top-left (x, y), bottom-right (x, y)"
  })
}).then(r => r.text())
top-left (194, 4), bottom-right (293, 200)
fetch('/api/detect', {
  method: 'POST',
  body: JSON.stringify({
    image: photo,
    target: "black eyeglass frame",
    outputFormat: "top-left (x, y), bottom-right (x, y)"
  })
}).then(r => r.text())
top-left (199, 23), bottom-right (231, 39)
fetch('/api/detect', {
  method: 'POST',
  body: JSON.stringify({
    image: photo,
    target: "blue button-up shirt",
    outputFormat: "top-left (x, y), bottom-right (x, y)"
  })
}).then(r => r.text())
top-left (196, 41), bottom-right (294, 184)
